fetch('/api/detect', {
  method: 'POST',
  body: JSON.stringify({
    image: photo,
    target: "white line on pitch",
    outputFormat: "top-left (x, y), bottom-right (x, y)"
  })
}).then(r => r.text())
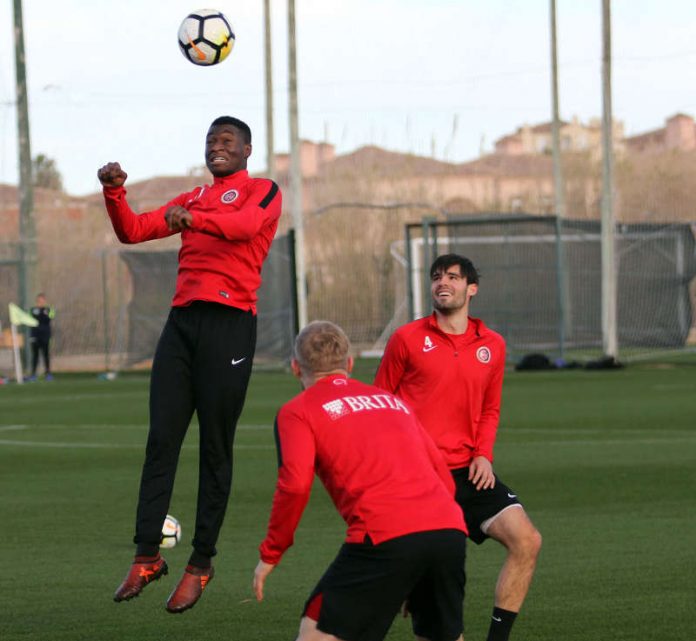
top-left (2, 392), bottom-right (147, 405)
top-left (0, 439), bottom-right (274, 450)
top-left (499, 436), bottom-right (696, 447)
top-left (0, 423), bottom-right (270, 431)
top-left (509, 427), bottom-right (691, 436)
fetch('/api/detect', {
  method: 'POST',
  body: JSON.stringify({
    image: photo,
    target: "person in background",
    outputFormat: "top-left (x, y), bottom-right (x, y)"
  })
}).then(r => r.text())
top-left (29, 293), bottom-right (55, 381)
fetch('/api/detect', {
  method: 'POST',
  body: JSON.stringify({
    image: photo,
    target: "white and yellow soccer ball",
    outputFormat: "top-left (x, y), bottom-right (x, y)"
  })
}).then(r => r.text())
top-left (177, 9), bottom-right (235, 66)
top-left (160, 514), bottom-right (182, 549)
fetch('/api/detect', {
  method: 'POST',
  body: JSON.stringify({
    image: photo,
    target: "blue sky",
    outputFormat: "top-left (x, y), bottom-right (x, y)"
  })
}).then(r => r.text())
top-left (1, 0), bottom-right (696, 195)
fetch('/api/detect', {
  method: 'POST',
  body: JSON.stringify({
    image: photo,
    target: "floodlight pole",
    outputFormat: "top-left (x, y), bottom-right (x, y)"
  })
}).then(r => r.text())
top-left (549, 0), bottom-right (565, 221)
top-left (600, 0), bottom-right (618, 358)
top-left (13, 0), bottom-right (37, 368)
top-left (288, 0), bottom-right (308, 329)
top-left (549, 0), bottom-right (568, 360)
top-left (263, 0), bottom-right (275, 181)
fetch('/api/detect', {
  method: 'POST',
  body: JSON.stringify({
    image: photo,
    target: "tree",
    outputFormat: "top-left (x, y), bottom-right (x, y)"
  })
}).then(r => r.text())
top-left (32, 154), bottom-right (63, 191)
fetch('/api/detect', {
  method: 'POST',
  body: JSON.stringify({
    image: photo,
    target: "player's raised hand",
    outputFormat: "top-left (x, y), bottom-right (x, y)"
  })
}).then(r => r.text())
top-left (165, 206), bottom-right (193, 231)
top-left (97, 162), bottom-right (128, 187)
top-left (253, 560), bottom-right (276, 602)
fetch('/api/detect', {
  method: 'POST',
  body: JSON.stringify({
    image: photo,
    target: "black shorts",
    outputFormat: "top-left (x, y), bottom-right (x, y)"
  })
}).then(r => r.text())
top-left (303, 529), bottom-right (466, 641)
top-left (452, 467), bottom-right (523, 544)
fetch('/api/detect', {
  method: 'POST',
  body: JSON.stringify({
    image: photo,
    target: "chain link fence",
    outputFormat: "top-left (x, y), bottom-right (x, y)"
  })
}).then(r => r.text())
top-left (1, 200), bottom-right (695, 375)
top-left (407, 215), bottom-right (696, 362)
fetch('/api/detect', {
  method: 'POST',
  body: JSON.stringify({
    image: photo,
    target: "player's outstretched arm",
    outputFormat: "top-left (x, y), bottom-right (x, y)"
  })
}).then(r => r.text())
top-left (253, 560), bottom-right (276, 602)
top-left (97, 162), bottom-right (127, 188)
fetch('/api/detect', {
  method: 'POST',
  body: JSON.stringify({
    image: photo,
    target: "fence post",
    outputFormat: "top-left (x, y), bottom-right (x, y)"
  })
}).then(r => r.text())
top-left (554, 215), bottom-right (567, 360)
top-left (101, 251), bottom-right (110, 372)
top-left (288, 228), bottom-right (300, 337)
top-left (405, 224), bottom-right (415, 321)
top-left (421, 217), bottom-right (438, 316)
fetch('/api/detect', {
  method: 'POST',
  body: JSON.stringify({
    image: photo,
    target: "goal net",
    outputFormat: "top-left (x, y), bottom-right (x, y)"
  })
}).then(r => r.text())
top-left (405, 216), bottom-right (696, 363)
top-left (103, 232), bottom-right (297, 370)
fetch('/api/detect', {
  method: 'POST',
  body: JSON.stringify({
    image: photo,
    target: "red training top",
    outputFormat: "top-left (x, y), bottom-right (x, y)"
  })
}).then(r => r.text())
top-left (259, 375), bottom-right (466, 565)
top-left (374, 314), bottom-right (506, 469)
top-left (102, 170), bottom-right (282, 313)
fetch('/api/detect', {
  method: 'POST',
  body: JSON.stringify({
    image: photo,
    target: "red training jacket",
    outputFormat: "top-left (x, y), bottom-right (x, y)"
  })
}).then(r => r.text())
top-left (259, 375), bottom-right (466, 565)
top-left (102, 170), bottom-right (282, 313)
top-left (374, 314), bottom-right (505, 469)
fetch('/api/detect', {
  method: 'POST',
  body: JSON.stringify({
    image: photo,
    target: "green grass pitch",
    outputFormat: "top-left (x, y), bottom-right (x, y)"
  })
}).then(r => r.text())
top-left (1, 360), bottom-right (695, 640)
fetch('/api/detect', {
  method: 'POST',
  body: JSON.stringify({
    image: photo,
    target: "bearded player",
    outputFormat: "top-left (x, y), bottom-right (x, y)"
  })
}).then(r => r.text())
top-left (374, 254), bottom-right (541, 641)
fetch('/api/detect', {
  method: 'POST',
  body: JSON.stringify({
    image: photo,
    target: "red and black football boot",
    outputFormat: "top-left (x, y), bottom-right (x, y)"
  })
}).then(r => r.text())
top-left (165, 565), bottom-right (214, 613)
top-left (113, 555), bottom-right (168, 602)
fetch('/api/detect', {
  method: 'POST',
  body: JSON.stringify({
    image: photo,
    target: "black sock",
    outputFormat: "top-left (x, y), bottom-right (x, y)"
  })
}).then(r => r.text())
top-left (135, 543), bottom-right (160, 558)
top-left (188, 550), bottom-right (212, 569)
top-left (486, 607), bottom-right (518, 641)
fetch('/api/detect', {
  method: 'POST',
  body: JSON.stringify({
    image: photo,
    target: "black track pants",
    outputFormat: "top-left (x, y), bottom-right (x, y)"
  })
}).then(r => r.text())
top-left (133, 302), bottom-right (256, 558)
top-left (30, 336), bottom-right (50, 375)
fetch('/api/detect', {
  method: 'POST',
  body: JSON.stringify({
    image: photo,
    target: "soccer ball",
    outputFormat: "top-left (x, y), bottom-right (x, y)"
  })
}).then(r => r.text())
top-left (177, 9), bottom-right (235, 66)
top-left (160, 514), bottom-right (182, 549)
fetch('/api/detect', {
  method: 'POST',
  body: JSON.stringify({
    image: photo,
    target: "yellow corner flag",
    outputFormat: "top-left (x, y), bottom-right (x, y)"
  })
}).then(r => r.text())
top-left (8, 302), bottom-right (39, 327)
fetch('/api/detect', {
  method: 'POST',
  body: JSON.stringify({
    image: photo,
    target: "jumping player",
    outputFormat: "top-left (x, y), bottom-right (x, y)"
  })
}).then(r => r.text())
top-left (99, 116), bottom-right (282, 613)
top-left (254, 321), bottom-right (467, 641)
top-left (374, 254), bottom-right (542, 641)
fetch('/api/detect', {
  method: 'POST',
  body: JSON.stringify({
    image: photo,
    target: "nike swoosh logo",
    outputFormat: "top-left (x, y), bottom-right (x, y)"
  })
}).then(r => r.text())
top-left (188, 36), bottom-right (207, 61)
top-left (492, 616), bottom-right (502, 622)
top-left (507, 493), bottom-right (517, 499)
top-left (422, 345), bottom-right (437, 353)
top-left (231, 358), bottom-right (246, 366)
